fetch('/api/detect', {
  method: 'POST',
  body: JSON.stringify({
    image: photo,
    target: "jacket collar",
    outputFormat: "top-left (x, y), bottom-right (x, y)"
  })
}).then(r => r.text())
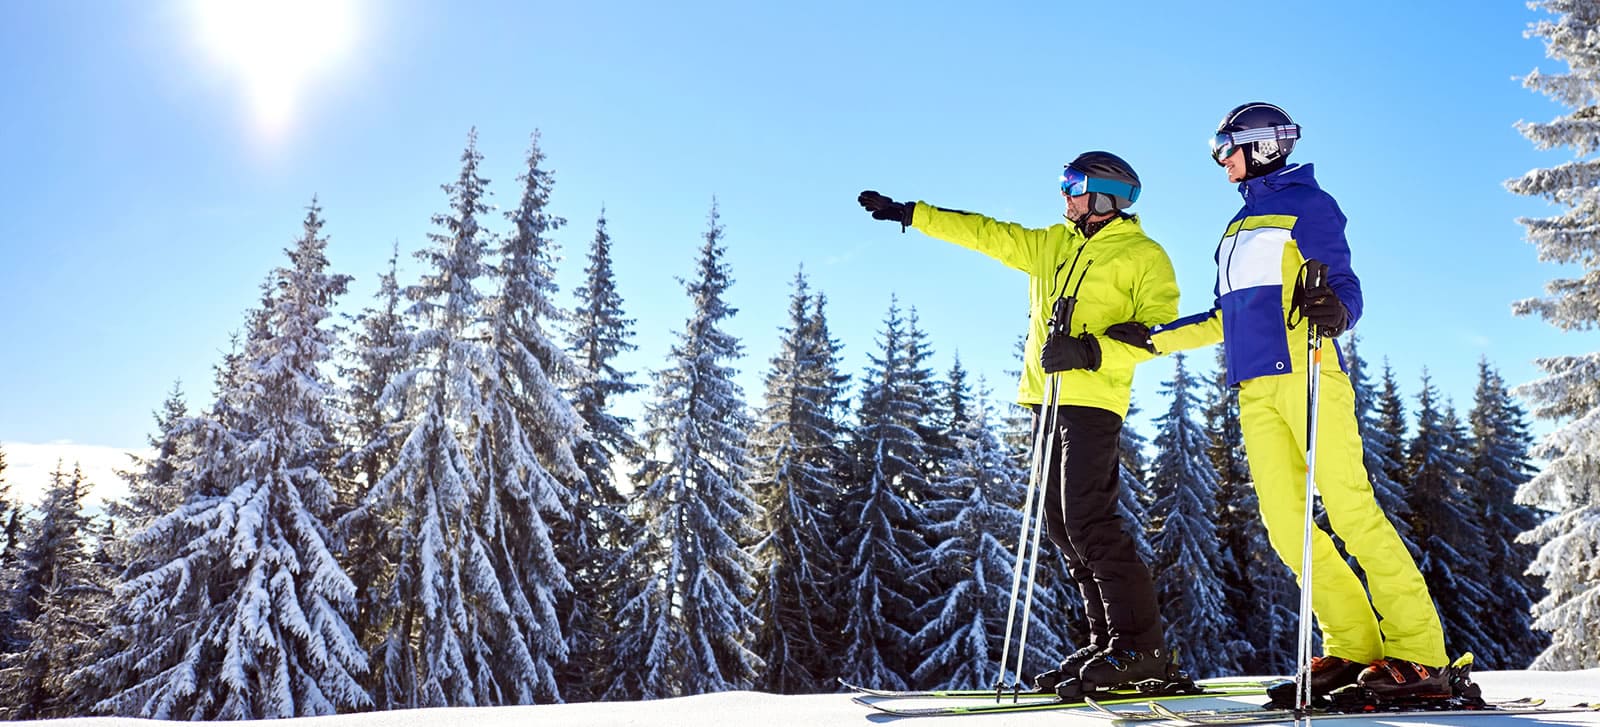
top-left (1238, 163), bottom-right (1315, 202)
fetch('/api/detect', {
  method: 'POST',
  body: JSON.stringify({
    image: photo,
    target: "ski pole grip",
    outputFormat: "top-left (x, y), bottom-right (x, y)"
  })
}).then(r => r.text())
top-left (1049, 296), bottom-right (1076, 337)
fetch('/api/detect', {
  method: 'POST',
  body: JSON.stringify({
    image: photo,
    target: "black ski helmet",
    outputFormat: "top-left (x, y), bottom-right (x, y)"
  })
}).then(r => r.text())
top-left (1064, 151), bottom-right (1141, 214)
top-left (1213, 102), bottom-right (1300, 178)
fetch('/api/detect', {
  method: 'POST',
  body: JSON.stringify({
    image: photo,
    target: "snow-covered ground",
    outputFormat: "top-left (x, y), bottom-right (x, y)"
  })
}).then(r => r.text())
top-left (19, 670), bottom-right (1599, 727)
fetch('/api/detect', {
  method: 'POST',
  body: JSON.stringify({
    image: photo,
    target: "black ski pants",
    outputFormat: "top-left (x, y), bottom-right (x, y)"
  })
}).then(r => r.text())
top-left (1031, 403), bottom-right (1164, 652)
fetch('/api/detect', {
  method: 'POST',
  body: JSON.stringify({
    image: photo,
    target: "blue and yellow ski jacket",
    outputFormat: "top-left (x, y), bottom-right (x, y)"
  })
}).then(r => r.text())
top-left (1150, 164), bottom-right (1361, 384)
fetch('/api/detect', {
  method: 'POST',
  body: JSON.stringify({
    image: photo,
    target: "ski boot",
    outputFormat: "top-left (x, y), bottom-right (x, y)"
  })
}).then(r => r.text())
top-left (1034, 644), bottom-right (1103, 692)
top-left (1356, 657), bottom-right (1452, 702)
top-left (1058, 647), bottom-right (1178, 699)
top-left (1266, 655), bottom-right (1368, 708)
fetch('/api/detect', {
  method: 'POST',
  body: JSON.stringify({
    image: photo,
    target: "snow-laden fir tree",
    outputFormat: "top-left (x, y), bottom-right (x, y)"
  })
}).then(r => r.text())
top-left (904, 310), bottom-right (953, 489)
top-left (559, 207), bottom-right (641, 700)
top-left (1402, 372), bottom-right (1491, 661)
top-left (1204, 348), bottom-right (1296, 675)
top-left (0, 462), bottom-right (102, 720)
top-left (1347, 340), bottom-right (1417, 557)
top-left (748, 270), bottom-right (850, 694)
top-left (95, 199), bottom-right (368, 719)
top-left (837, 296), bottom-right (936, 690)
top-left (1376, 362), bottom-right (1410, 489)
top-left (107, 383), bottom-right (192, 534)
top-left (343, 130), bottom-right (571, 707)
top-left (604, 200), bottom-right (763, 699)
top-left (0, 445), bottom-right (19, 606)
top-left (1504, 0), bottom-right (1600, 670)
top-left (1147, 353), bottom-right (1242, 678)
top-left (912, 378), bottom-right (1066, 689)
top-left (467, 129), bottom-right (584, 702)
top-left (332, 246), bottom-right (414, 658)
top-left (1466, 359), bottom-right (1548, 668)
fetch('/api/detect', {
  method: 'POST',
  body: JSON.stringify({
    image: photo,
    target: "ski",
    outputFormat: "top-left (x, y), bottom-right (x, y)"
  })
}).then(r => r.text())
top-left (1084, 696), bottom-right (1550, 722)
top-left (838, 676), bottom-right (1271, 700)
top-left (852, 686), bottom-right (1267, 718)
top-left (1136, 697), bottom-right (1595, 726)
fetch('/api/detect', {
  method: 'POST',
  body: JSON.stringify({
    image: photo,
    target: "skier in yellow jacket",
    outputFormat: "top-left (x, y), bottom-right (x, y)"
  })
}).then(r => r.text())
top-left (858, 151), bottom-right (1181, 697)
top-left (1109, 102), bottom-right (1449, 702)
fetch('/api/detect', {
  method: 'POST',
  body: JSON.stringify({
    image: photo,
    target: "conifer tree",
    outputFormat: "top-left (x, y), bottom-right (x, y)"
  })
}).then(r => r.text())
top-left (1346, 339), bottom-right (1416, 556)
top-left (0, 445), bottom-right (19, 590)
top-left (108, 383), bottom-right (192, 533)
top-left (332, 246), bottom-right (414, 659)
top-left (1204, 349), bottom-right (1296, 674)
top-left (0, 463), bottom-right (100, 720)
top-left (344, 131), bottom-right (569, 707)
top-left (1147, 354), bottom-right (1242, 677)
top-left (1503, 0), bottom-right (1600, 669)
top-left (912, 382), bottom-right (1062, 688)
top-left (1466, 359), bottom-right (1548, 668)
top-left (95, 200), bottom-right (368, 718)
top-left (605, 201), bottom-right (762, 699)
top-left (749, 270), bottom-right (849, 694)
top-left (836, 296), bottom-right (934, 690)
top-left (1376, 361), bottom-right (1410, 488)
top-left (469, 129), bottom-right (584, 702)
top-left (1403, 372), bottom-right (1490, 660)
top-left (560, 208), bottom-right (641, 699)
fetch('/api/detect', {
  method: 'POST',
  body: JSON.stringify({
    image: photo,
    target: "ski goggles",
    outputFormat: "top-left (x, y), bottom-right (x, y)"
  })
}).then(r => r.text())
top-left (1060, 166), bottom-right (1140, 202)
top-left (1211, 124), bottom-right (1300, 163)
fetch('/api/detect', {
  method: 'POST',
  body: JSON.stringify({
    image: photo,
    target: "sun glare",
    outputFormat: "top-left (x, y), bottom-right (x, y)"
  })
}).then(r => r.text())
top-left (190, 0), bottom-right (357, 140)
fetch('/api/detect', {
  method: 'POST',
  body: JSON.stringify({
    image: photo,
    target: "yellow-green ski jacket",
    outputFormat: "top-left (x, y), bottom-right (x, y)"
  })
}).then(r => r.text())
top-left (911, 203), bottom-right (1180, 417)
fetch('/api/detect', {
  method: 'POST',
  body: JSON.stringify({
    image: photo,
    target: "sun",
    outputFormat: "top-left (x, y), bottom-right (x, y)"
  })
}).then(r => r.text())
top-left (189, 0), bottom-right (357, 140)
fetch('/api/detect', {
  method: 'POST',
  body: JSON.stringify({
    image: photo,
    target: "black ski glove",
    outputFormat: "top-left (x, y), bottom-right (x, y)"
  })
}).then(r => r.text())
top-left (1293, 280), bottom-right (1350, 337)
top-left (858, 190), bottom-right (914, 229)
top-left (1106, 322), bottom-right (1157, 354)
top-left (1040, 331), bottom-right (1102, 373)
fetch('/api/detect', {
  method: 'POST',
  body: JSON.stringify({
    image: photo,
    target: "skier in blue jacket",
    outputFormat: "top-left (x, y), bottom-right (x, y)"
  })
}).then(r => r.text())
top-left (1110, 102), bottom-right (1450, 702)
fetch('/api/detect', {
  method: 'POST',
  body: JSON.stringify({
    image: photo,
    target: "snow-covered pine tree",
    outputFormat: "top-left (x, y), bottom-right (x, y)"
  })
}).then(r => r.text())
top-left (331, 245), bottom-right (414, 662)
top-left (107, 383), bottom-right (192, 534)
top-left (913, 378), bottom-right (1066, 689)
top-left (1376, 362), bottom-right (1410, 489)
top-left (345, 130), bottom-right (566, 708)
top-left (748, 270), bottom-right (850, 694)
top-left (558, 208), bottom-right (641, 700)
top-left (1403, 372), bottom-right (1492, 661)
top-left (1466, 359), bottom-right (1548, 668)
top-left (1204, 348), bottom-right (1296, 675)
top-left (1147, 354), bottom-right (1242, 678)
top-left (1346, 338), bottom-right (1417, 557)
top-left (836, 296), bottom-right (935, 690)
top-left (605, 200), bottom-right (762, 699)
top-left (464, 129), bottom-right (585, 703)
top-left (0, 445), bottom-right (19, 593)
top-left (1502, 0), bottom-right (1600, 670)
top-left (904, 310), bottom-right (953, 489)
top-left (95, 199), bottom-right (368, 719)
top-left (0, 463), bottom-right (102, 719)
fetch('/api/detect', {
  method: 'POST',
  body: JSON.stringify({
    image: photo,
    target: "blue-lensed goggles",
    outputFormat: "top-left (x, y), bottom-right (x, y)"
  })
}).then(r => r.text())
top-left (1060, 166), bottom-right (1140, 202)
top-left (1211, 124), bottom-right (1300, 164)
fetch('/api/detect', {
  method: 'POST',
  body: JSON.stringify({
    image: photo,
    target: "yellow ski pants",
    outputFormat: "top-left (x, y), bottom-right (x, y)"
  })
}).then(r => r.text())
top-left (1238, 367), bottom-right (1447, 667)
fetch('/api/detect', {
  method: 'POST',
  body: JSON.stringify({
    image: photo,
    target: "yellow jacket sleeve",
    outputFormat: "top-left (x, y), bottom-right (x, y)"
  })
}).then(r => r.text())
top-left (1094, 244), bottom-right (1181, 370)
top-left (910, 202), bottom-right (1053, 272)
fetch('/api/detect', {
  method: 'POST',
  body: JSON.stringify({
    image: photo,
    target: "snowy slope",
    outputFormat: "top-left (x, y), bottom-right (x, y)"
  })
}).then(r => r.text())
top-left (18, 670), bottom-right (1599, 727)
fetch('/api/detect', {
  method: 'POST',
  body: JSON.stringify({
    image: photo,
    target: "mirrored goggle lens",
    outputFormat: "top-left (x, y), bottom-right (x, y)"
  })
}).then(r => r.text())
top-left (1211, 132), bottom-right (1236, 163)
top-left (1060, 167), bottom-right (1089, 196)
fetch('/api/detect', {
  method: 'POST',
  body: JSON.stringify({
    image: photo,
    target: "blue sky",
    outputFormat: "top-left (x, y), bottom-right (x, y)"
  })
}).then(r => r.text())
top-left (0, 1), bottom-right (1590, 504)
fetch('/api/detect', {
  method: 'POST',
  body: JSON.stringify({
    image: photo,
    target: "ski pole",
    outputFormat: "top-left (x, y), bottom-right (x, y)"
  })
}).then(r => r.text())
top-left (997, 373), bottom-right (1059, 698)
top-left (1012, 371), bottom-right (1060, 697)
top-left (1293, 259), bottom-right (1329, 718)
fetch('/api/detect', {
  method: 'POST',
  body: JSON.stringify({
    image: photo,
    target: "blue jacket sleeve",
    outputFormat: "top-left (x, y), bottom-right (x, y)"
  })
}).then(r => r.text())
top-left (1293, 193), bottom-right (1364, 328)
